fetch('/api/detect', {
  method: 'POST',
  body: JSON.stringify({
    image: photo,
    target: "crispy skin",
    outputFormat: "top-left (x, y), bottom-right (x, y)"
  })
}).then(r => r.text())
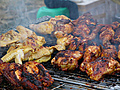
top-left (86, 57), bottom-right (120, 81)
top-left (80, 46), bottom-right (101, 72)
top-left (21, 61), bottom-right (54, 90)
top-left (51, 50), bottom-right (83, 71)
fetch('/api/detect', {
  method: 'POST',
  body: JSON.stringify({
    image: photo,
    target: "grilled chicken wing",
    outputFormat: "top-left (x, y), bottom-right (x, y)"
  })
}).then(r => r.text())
top-left (86, 57), bottom-right (120, 81)
top-left (51, 50), bottom-right (83, 71)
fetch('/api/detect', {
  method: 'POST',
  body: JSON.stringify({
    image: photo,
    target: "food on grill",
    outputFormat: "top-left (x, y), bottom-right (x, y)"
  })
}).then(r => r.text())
top-left (0, 30), bottom-right (20, 47)
top-left (86, 57), bottom-right (120, 81)
top-left (99, 26), bottom-right (115, 47)
top-left (56, 34), bottom-right (74, 50)
top-left (99, 21), bottom-right (120, 48)
top-left (1, 12), bottom-right (120, 83)
top-left (68, 36), bottom-right (82, 50)
top-left (21, 61), bottom-right (54, 90)
top-left (0, 26), bottom-right (54, 64)
top-left (1, 46), bottom-right (53, 64)
top-left (80, 46), bottom-right (101, 72)
top-left (29, 21), bottom-right (54, 34)
top-left (72, 12), bottom-right (98, 40)
top-left (53, 19), bottom-right (74, 38)
top-left (29, 15), bottom-right (74, 38)
top-left (1, 46), bottom-right (32, 64)
top-left (51, 50), bottom-right (83, 71)
top-left (0, 60), bottom-right (54, 90)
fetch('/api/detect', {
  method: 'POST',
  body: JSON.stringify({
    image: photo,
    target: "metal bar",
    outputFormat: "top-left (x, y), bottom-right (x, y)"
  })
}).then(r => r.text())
top-left (51, 83), bottom-right (65, 90)
top-left (52, 77), bottom-right (110, 90)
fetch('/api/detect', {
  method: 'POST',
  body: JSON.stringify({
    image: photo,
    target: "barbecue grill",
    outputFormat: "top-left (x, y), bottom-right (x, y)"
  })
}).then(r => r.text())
top-left (0, 15), bottom-right (120, 90)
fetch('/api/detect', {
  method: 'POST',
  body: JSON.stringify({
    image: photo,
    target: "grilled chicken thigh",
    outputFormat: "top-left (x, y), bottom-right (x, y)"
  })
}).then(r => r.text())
top-left (0, 60), bottom-right (54, 90)
top-left (86, 57), bottom-right (120, 81)
top-left (51, 50), bottom-right (83, 71)
top-left (80, 46), bottom-right (101, 72)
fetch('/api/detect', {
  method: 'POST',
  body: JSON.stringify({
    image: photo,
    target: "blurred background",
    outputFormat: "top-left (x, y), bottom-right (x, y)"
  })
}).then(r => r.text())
top-left (0, 0), bottom-right (120, 34)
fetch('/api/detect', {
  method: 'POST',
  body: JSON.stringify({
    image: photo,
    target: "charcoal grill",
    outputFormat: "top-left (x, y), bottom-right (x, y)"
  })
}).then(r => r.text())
top-left (0, 16), bottom-right (120, 90)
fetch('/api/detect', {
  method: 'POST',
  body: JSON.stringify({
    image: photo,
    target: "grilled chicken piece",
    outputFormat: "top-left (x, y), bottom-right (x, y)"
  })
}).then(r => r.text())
top-left (29, 21), bottom-right (54, 34)
top-left (80, 46), bottom-right (101, 72)
top-left (1, 46), bottom-right (53, 64)
top-left (49, 15), bottom-right (72, 25)
top-left (29, 15), bottom-right (73, 36)
top-left (16, 25), bottom-right (34, 41)
top-left (51, 50), bottom-right (83, 71)
top-left (68, 37), bottom-right (82, 50)
top-left (53, 19), bottom-right (74, 38)
top-left (0, 60), bottom-right (23, 89)
top-left (0, 60), bottom-right (54, 90)
top-left (99, 27), bottom-right (115, 47)
top-left (86, 57), bottom-right (120, 81)
top-left (55, 34), bottom-right (74, 50)
top-left (21, 61), bottom-right (54, 90)
top-left (1, 46), bottom-right (33, 64)
top-left (0, 30), bottom-right (20, 47)
top-left (72, 12), bottom-right (98, 40)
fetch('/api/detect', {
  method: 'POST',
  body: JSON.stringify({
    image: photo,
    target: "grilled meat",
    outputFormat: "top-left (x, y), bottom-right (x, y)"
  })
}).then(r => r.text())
top-left (72, 12), bottom-right (98, 40)
top-left (55, 34), bottom-right (74, 50)
top-left (29, 21), bottom-right (54, 35)
top-left (68, 36), bottom-right (82, 50)
top-left (29, 15), bottom-right (73, 37)
top-left (86, 57), bottom-right (120, 81)
top-left (99, 27), bottom-right (115, 47)
top-left (0, 60), bottom-right (23, 89)
top-left (0, 30), bottom-right (20, 47)
top-left (51, 50), bottom-right (83, 71)
top-left (21, 61), bottom-right (54, 90)
top-left (53, 19), bottom-right (74, 38)
top-left (80, 46), bottom-right (101, 72)
top-left (0, 60), bottom-right (54, 90)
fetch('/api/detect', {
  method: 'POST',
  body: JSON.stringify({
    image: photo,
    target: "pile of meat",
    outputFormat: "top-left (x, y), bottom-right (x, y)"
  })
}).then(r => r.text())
top-left (0, 59), bottom-right (54, 90)
top-left (30, 13), bottom-right (120, 81)
top-left (1, 13), bottom-right (120, 83)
